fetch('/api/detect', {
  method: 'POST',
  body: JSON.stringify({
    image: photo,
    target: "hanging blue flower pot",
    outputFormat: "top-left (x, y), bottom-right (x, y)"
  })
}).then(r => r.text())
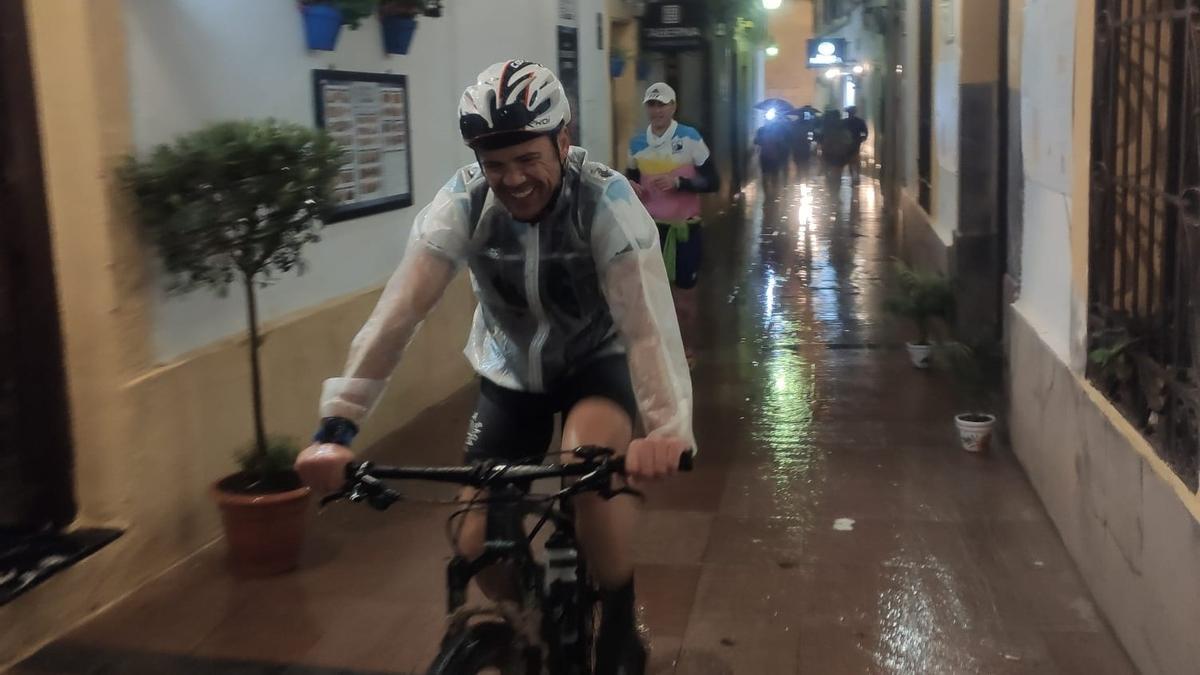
top-left (636, 57), bottom-right (652, 80)
top-left (302, 3), bottom-right (343, 51)
top-left (610, 55), bottom-right (627, 78)
top-left (381, 15), bottom-right (418, 54)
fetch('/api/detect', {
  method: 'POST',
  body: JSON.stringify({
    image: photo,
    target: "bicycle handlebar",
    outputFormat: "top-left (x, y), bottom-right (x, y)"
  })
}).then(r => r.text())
top-left (322, 447), bottom-right (694, 510)
top-left (349, 448), bottom-right (691, 483)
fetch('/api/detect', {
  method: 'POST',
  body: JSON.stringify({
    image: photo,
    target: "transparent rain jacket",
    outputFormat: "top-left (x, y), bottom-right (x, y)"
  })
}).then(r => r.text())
top-left (320, 147), bottom-right (695, 449)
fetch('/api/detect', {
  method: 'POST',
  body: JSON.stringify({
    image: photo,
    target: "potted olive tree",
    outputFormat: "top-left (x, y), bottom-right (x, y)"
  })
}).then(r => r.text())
top-left (883, 260), bottom-right (955, 368)
top-left (122, 120), bottom-right (342, 576)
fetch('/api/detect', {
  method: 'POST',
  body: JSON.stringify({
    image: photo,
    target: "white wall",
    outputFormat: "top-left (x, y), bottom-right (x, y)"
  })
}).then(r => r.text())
top-left (124, 0), bottom-right (610, 360)
top-left (902, 0), bottom-right (919, 194)
top-left (577, 0), bottom-right (613, 164)
top-left (1012, 0), bottom-right (1078, 362)
top-left (931, 0), bottom-right (960, 245)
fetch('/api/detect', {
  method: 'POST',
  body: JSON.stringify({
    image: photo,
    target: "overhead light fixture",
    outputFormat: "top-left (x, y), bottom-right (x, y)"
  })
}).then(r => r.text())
top-left (825, 67), bottom-right (841, 80)
top-left (762, 0), bottom-right (783, 9)
top-left (766, 44), bottom-right (780, 57)
top-left (852, 64), bottom-right (864, 74)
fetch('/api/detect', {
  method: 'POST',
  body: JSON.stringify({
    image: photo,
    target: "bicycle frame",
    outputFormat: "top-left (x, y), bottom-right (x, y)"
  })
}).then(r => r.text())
top-left (327, 450), bottom-right (691, 674)
top-left (442, 481), bottom-right (595, 673)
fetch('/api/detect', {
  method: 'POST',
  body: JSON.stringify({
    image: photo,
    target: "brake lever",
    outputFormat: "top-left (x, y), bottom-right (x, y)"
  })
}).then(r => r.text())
top-left (595, 481), bottom-right (644, 501)
top-left (319, 490), bottom-right (348, 509)
top-left (573, 445), bottom-right (615, 463)
top-left (319, 471), bottom-right (403, 512)
top-left (353, 475), bottom-right (403, 511)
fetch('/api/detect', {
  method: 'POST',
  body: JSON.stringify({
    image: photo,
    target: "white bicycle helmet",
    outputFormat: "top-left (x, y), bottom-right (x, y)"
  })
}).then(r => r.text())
top-left (459, 60), bottom-right (572, 148)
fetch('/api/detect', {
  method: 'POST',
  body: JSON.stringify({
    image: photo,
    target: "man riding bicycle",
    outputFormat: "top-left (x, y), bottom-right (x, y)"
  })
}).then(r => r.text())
top-left (295, 60), bottom-right (695, 674)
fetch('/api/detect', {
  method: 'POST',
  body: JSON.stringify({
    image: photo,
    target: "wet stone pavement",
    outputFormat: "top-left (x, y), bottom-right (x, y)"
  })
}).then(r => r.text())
top-left (11, 171), bottom-right (1138, 674)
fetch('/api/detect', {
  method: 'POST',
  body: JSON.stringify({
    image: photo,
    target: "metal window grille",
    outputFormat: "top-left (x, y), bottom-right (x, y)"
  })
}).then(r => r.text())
top-left (1089, 0), bottom-right (1200, 490)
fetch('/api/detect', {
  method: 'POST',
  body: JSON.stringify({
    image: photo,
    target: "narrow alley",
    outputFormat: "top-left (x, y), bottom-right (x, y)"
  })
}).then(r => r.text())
top-left (11, 171), bottom-right (1135, 675)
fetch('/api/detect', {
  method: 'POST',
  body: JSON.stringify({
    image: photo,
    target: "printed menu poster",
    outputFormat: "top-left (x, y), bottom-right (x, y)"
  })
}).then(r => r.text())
top-left (321, 80), bottom-right (410, 207)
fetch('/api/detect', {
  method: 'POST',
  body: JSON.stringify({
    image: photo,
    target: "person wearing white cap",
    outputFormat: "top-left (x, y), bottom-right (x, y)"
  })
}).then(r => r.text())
top-left (625, 82), bottom-right (719, 367)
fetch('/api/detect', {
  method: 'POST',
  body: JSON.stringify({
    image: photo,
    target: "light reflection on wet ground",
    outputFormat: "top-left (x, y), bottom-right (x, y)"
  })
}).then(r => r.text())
top-left (13, 168), bottom-right (1138, 674)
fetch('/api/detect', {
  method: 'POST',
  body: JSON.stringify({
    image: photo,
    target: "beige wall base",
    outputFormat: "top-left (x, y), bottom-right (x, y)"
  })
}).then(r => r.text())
top-left (898, 189), bottom-right (951, 275)
top-left (1009, 307), bottom-right (1200, 675)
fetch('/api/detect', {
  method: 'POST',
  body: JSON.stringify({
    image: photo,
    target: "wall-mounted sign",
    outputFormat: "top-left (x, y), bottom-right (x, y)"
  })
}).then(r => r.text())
top-left (641, 0), bottom-right (706, 51)
top-left (558, 0), bottom-right (581, 144)
top-left (807, 37), bottom-right (848, 68)
top-left (312, 70), bottom-right (414, 222)
top-left (939, 0), bottom-right (956, 43)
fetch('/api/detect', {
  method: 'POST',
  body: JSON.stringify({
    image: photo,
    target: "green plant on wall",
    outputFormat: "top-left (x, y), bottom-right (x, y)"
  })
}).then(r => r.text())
top-left (378, 0), bottom-right (426, 16)
top-left (121, 120), bottom-right (343, 481)
top-left (936, 338), bottom-right (1003, 414)
top-left (301, 0), bottom-right (379, 28)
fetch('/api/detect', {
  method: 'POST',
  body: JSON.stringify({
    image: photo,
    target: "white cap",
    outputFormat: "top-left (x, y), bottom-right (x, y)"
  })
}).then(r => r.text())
top-left (643, 82), bottom-right (676, 104)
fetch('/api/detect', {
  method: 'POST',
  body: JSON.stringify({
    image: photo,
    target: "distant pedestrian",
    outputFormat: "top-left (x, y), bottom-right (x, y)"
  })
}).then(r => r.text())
top-left (844, 106), bottom-right (869, 185)
top-left (754, 117), bottom-right (790, 195)
top-left (790, 110), bottom-right (817, 171)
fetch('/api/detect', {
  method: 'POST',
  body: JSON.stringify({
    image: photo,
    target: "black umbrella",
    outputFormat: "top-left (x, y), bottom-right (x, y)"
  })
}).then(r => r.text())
top-left (786, 104), bottom-right (822, 120)
top-left (754, 97), bottom-right (795, 113)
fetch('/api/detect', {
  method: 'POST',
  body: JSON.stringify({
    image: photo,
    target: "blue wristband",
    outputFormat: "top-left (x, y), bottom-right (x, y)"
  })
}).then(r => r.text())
top-left (313, 416), bottom-right (359, 446)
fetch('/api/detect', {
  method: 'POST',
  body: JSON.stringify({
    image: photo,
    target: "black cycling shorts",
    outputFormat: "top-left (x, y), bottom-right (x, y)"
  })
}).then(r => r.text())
top-left (463, 354), bottom-right (638, 464)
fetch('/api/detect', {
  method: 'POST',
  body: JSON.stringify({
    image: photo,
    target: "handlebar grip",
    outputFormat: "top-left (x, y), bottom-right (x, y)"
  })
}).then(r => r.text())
top-left (679, 450), bottom-right (695, 472)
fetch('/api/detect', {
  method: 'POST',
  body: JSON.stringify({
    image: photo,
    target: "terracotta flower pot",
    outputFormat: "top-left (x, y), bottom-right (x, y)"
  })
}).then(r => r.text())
top-left (211, 472), bottom-right (311, 577)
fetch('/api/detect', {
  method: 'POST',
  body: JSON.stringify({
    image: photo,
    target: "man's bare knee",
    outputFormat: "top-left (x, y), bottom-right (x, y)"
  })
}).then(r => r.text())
top-left (454, 488), bottom-right (487, 560)
top-left (561, 397), bottom-right (633, 454)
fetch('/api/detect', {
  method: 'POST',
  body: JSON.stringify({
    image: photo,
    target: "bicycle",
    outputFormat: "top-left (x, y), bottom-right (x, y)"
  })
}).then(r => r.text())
top-left (321, 446), bottom-right (694, 675)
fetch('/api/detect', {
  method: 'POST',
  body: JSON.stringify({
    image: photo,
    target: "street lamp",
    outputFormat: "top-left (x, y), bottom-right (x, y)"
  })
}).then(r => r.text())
top-left (762, 0), bottom-right (783, 9)
top-left (825, 67), bottom-right (841, 80)
top-left (852, 64), bottom-right (864, 74)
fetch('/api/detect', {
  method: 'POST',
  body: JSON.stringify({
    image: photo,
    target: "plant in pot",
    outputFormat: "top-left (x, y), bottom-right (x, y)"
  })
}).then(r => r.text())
top-left (938, 338), bottom-right (1004, 453)
top-left (378, 0), bottom-right (423, 54)
top-left (122, 119), bottom-right (342, 576)
top-left (300, 0), bottom-right (378, 51)
top-left (883, 259), bottom-right (955, 369)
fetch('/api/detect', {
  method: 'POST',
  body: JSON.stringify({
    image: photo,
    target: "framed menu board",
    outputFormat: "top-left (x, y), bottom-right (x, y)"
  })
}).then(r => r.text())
top-left (312, 69), bottom-right (414, 223)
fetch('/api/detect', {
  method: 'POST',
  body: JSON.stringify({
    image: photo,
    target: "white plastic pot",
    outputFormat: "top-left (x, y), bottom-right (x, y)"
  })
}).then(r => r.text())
top-left (955, 413), bottom-right (996, 453)
top-left (906, 342), bottom-right (933, 369)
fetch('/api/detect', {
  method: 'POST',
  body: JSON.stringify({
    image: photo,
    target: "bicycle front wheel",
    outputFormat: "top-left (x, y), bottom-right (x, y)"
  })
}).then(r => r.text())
top-left (426, 621), bottom-right (538, 675)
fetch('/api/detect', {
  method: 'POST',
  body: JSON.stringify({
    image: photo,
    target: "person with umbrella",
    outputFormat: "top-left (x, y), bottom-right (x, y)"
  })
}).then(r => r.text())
top-left (753, 98), bottom-right (793, 194)
top-left (789, 105), bottom-right (821, 170)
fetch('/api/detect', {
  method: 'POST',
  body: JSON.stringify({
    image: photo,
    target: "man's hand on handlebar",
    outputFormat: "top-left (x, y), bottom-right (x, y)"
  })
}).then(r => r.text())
top-left (295, 442), bottom-right (356, 493)
top-left (624, 437), bottom-right (691, 486)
